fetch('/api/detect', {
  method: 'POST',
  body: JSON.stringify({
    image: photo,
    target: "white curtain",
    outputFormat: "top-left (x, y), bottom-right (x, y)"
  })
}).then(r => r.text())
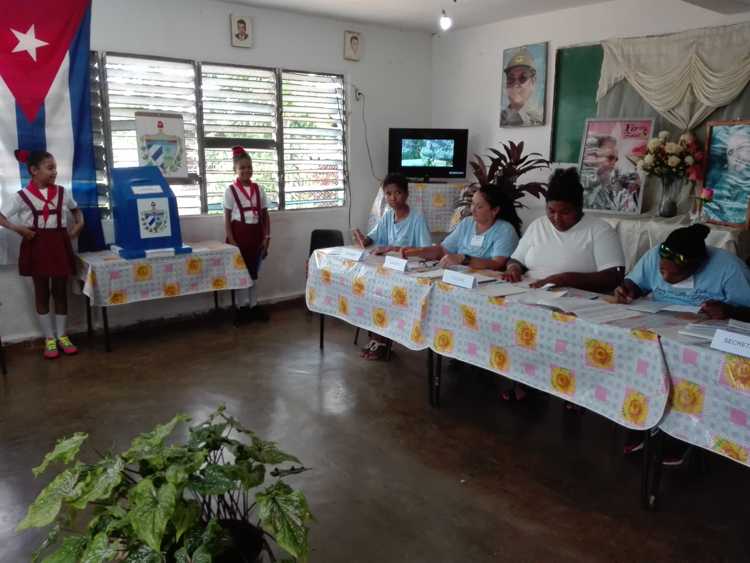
top-left (598, 22), bottom-right (750, 130)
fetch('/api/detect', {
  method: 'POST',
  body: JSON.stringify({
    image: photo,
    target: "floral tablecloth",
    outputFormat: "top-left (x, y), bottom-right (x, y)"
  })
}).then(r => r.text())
top-left (424, 283), bottom-right (669, 429)
top-left (77, 241), bottom-right (252, 307)
top-left (307, 249), bottom-right (669, 429)
top-left (367, 182), bottom-right (467, 234)
top-left (658, 338), bottom-right (750, 468)
top-left (306, 249), bottom-right (432, 350)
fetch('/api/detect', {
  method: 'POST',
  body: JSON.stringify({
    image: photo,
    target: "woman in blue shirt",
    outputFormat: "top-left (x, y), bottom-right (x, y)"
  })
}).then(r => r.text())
top-left (402, 183), bottom-right (521, 270)
top-left (615, 223), bottom-right (750, 320)
top-left (353, 174), bottom-right (431, 253)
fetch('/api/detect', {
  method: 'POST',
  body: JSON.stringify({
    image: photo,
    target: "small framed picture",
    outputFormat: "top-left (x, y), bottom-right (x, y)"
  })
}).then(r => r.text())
top-left (344, 31), bottom-right (361, 61)
top-left (703, 119), bottom-right (750, 228)
top-left (578, 118), bottom-right (654, 215)
top-left (230, 15), bottom-right (253, 48)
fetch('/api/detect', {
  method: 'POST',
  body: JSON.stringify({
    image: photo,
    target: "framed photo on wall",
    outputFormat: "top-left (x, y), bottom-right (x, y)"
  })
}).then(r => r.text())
top-left (344, 31), bottom-right (361, 61)
top-left (578, 118), bottom-right (653, 215)
top-left (703, 119), bottom-right (750, 228)
top-left (230, 15), bottom-right (253, 48)
top-left (500, 42), bottom-right (547, 127)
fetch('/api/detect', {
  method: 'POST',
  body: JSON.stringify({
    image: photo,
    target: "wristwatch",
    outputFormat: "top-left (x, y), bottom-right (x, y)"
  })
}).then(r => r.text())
top-left (461, 254), bottom-right (471, 266)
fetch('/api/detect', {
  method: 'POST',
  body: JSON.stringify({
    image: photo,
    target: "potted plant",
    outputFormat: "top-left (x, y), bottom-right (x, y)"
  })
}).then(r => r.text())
top-left (452, 141), bottom-right (549, 226)
top-left (17, 406), bottom-right (313, 562)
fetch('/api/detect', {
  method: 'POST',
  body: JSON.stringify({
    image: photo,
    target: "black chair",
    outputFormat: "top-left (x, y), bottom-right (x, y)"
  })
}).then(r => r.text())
top-left (309, 230), bottom-right (344, 350)
top-left (309, 229), bottom-right (344, 256)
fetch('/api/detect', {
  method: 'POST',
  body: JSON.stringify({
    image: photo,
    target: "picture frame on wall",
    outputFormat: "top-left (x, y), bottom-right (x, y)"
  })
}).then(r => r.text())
top-left (230, 15), bottom-right (253, 48)
top-left (344, 31), bottom-right (361, 61)
top-left (578, 118), bottom-right (653, 215)
top-left (703, 119), bottom-right (750, 228)
top-left (500, 42), bottom-right (547, 128)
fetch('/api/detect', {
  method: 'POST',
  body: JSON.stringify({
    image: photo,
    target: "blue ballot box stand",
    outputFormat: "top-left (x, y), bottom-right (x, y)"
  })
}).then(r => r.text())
top-left (110, 166), bottom-right (192, 259)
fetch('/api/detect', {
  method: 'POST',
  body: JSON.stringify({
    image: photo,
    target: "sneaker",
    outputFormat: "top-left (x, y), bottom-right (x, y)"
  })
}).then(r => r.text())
top-left (57, 335), bottom-right (78, 355)
top-left (44, 338), bottom-right (60, 360)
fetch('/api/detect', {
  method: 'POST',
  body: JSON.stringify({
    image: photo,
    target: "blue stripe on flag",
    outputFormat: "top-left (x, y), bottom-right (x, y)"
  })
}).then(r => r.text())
top-left (68, 5), bottom-right (105, 251)
top-left (68, 6), bottom-right (96, 207)
top-left (15, 104), bottom-right (46, 185)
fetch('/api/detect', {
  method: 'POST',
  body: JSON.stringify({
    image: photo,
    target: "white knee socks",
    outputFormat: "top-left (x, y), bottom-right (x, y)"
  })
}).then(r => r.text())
top-left (55, 315), bottom-right (67, 338)
top-left (249, 285), bottom-right (258, 308)
top-left (37, 314), bottom-right (54, 339)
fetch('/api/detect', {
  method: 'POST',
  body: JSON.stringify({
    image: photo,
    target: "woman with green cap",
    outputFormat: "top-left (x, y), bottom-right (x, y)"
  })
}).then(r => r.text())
top-left (614, 223), bottom-right (750, 320)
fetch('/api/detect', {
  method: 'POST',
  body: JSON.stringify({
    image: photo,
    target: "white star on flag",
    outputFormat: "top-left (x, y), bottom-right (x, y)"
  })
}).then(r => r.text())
top-left (11, 24), bottom-right (49, 62)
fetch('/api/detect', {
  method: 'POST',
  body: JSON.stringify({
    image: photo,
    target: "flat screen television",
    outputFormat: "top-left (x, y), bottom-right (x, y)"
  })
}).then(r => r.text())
top-left (387, 128), bottom-right (468, 180)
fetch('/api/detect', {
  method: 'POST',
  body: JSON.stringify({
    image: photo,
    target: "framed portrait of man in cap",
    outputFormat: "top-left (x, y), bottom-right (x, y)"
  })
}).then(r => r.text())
top-left (500, 43), bottom-right (548, 128)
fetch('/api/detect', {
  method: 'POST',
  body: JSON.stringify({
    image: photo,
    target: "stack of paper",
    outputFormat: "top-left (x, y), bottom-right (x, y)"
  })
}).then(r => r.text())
top-left (627, 300), bottom-right (701, 314)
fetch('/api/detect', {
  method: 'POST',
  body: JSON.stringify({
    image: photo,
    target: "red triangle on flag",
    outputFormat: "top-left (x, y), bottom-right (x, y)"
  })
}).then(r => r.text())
top-left (0, 0), bottom-right (91, 123)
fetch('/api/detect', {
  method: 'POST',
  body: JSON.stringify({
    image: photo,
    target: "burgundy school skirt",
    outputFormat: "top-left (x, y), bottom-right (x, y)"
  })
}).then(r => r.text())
top-left (229, 220), bottom-right (263, 280)
top-left (19, 228), bottom-right (76, 278)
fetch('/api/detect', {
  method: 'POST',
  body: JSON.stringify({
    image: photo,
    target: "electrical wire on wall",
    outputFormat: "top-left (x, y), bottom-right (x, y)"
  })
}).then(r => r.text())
top-left (354, 87), bottom-right (382, 184)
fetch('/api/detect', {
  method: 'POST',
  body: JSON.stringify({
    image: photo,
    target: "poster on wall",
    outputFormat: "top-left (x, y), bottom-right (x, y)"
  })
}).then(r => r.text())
top-left (703, 120), bottom-right (750, 228)
top-left (500, 42), bottom-right (547, 127)
top-left (134, 112), bottom-right (188, 180)
top-left (578, 118), bottom-right (653, 215)
top-left (230, 15), bottom-right (253, 48)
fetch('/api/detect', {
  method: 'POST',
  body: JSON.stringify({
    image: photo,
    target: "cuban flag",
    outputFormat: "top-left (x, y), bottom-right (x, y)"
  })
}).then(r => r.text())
top-left (0, 0), bottom-right (104, 263)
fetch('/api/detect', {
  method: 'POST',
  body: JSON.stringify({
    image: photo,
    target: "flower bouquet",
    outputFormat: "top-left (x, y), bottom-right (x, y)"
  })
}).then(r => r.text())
top-left (636, 131), bottom-right (705, 217)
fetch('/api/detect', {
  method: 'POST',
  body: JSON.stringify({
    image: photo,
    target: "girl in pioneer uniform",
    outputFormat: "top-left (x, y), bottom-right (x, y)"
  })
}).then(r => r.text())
top-left (0, 150), bottom-right (84, 359)
top-left (224, 146), bottom-right (271, 322)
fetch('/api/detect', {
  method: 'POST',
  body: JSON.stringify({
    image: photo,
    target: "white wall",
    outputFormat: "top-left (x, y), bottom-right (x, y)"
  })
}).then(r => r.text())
top-left (431, 0), bottom-right (750, 225)
top-left (1, 0), bottom-right (432, 342)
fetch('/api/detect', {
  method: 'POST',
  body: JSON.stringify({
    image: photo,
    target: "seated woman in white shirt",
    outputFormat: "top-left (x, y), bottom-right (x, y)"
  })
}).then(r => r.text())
top-left (502, 168), bottom-right (626, 402)
top-left (401, 184), bottom-right (521, 270)
top-left (503, 167), bottom-right (625, 292)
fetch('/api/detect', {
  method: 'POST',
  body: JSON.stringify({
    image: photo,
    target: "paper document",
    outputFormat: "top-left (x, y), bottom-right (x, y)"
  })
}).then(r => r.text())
top-left (627, 300), bottom-right (701, 314)
top-left (478, 284), bottom-right (529, 298)
top-left (410, 269), bottom-right (445, 279)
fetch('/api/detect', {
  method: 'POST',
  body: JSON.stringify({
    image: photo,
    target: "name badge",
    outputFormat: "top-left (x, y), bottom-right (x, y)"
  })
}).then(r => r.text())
top-left (338, 247), bottom-right (365, 261)
top-left (711, 329), bottom-right (750, 359)
top-left (470, 235), bottom-right (485, 248)
top-left (442, 269), bottom-right (477, 289)
top-left (672, 276), bottom-right (694, 289)
top-left (383, 255), bottom-right (408, 272)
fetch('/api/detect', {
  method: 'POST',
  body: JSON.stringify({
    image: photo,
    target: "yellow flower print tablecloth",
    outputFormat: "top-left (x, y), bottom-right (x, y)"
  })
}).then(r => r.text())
top-left (658, 338), bottom-right (750, 468)
top-left (77, 241), bottom-right (252, 306)
top-left (424, 285), bottom-right (670, 429)
top-left (306, 249), bottom-right (433, 350)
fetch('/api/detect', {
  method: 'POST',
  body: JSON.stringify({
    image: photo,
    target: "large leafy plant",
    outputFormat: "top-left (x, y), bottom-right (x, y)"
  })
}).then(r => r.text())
top-left (18, 407), bottom-right (313, 562)
top-left (469, 140), bottom-right (550, 207)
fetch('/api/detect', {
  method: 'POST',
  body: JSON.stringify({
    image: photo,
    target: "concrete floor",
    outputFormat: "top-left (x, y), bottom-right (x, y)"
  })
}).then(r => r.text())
top-left (1, 301), bottom-right (749, 562)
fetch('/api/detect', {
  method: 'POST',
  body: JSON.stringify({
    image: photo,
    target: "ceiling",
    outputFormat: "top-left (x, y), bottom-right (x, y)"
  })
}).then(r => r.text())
top-left (225, 0), bottom-right (609, 32)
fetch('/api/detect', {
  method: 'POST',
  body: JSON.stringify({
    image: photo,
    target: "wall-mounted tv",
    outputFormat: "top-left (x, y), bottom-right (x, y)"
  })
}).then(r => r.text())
top-left (387, 128), bottom-right (468, 180)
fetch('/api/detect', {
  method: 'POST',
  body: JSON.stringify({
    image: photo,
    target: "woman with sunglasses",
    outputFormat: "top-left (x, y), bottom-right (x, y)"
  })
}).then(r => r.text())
top-left (614, 223), bottom-right (750, 320)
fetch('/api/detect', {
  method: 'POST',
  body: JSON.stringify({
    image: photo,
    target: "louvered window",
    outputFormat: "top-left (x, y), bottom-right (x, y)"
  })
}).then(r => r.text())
top-left (201, 64), bottom-right (279, 212)
top-left (100, 54), bottom-right (346, 214)
top-left (281, 72), bottom-right (346, 209)
top-left (89, 52), bottom-right (109, 214)
top-left (103, 54), bottom-right (202, 215)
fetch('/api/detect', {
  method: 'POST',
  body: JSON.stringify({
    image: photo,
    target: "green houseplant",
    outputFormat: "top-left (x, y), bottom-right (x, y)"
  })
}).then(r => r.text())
top-left (17, 406), bottom-right (313, 562)
top-left (452, 140), bottom-right (550, 227)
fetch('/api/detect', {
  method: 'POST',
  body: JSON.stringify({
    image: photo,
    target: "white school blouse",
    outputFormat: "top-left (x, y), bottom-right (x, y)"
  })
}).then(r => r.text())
top-left (223, 183), bottom-right (269, 224)
top-left (4, 187), bottom-right (78, 229)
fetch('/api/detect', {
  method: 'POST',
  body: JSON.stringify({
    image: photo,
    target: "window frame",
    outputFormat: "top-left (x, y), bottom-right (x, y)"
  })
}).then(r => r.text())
top-left (97, 51), bottom-right (347, 214)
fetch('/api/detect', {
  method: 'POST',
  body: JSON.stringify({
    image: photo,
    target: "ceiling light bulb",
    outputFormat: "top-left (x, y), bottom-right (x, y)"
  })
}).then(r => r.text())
top-left (439, 10), bottom-right (453, 31)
